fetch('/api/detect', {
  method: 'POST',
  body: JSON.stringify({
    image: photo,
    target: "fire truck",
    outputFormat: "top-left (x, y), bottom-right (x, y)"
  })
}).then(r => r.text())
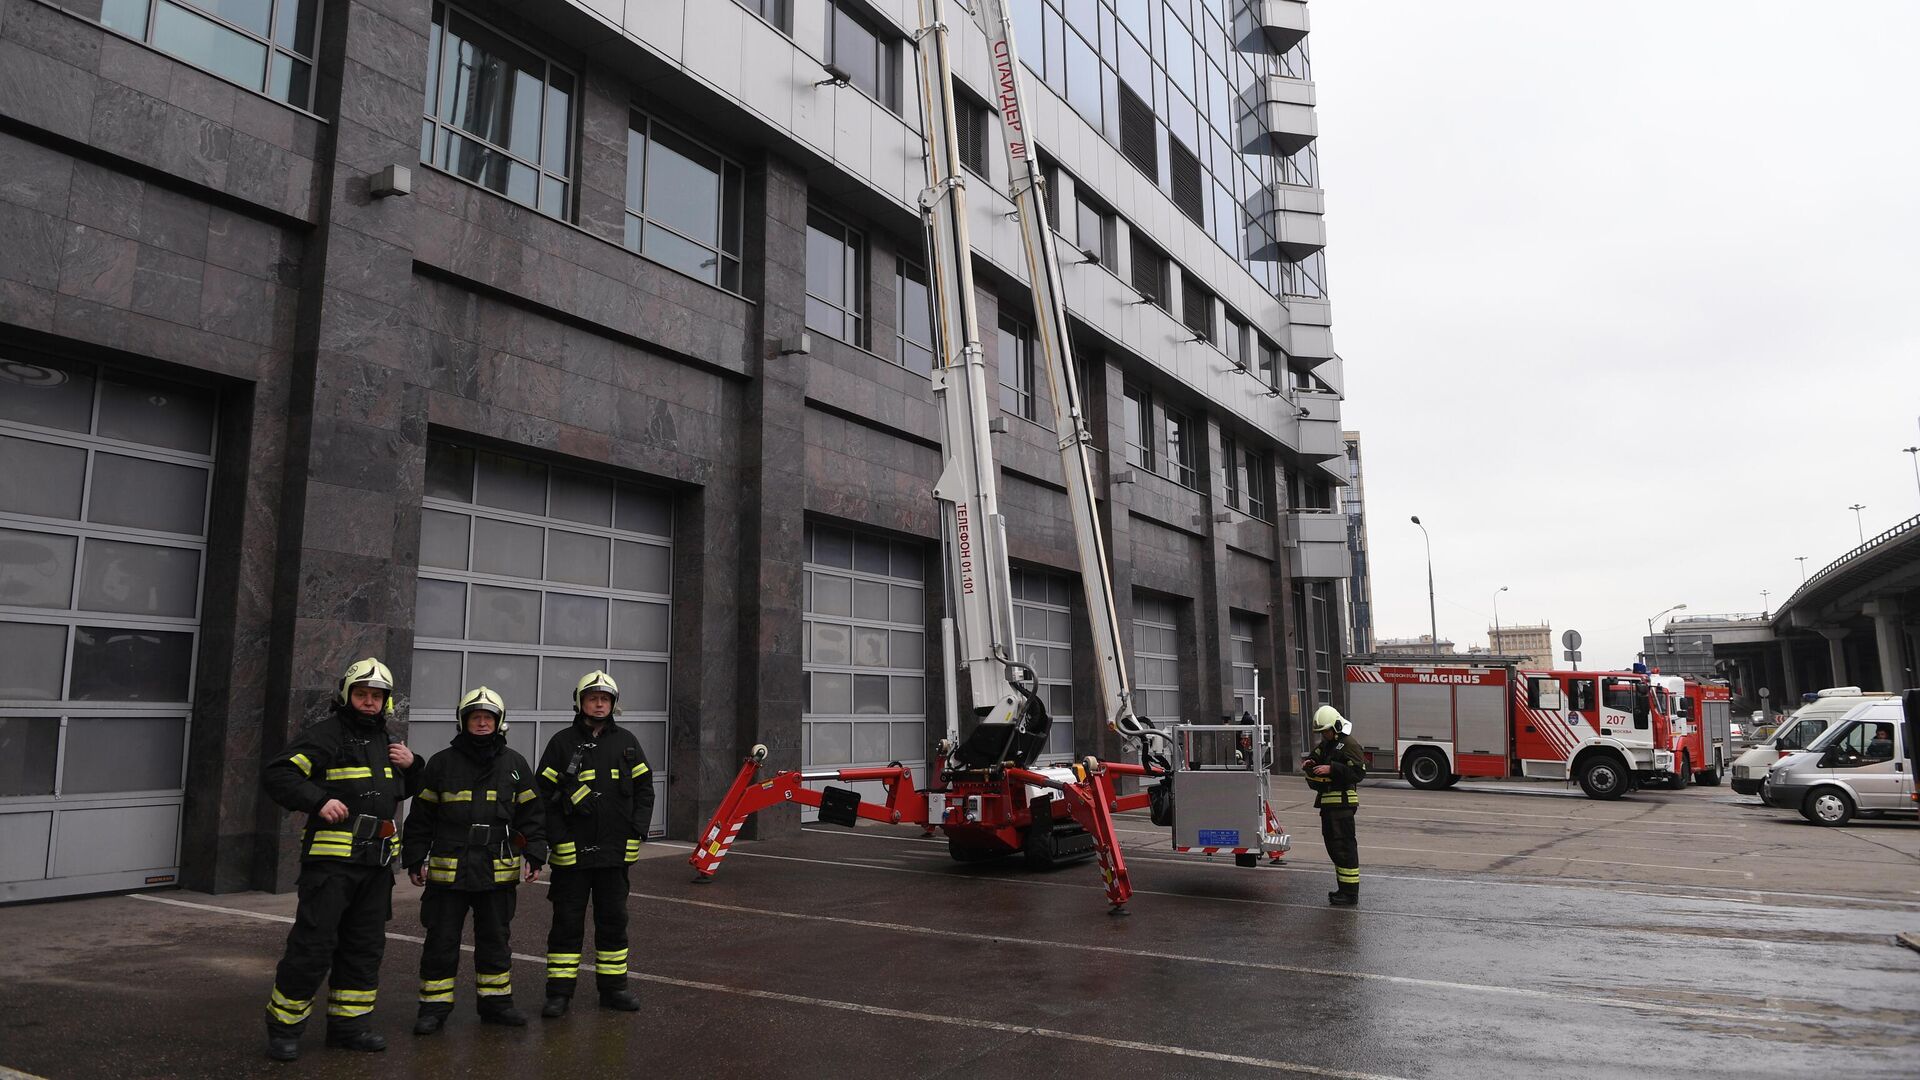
top-left (686, 0), bottom-right (1289, 912)
top-left (1344, 657), bottom-right (1674, 799)
top-left (1650, 675), bottom-right (1731, 786)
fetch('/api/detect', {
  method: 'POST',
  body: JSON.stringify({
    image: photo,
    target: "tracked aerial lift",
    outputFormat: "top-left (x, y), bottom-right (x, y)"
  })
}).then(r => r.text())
top-left (689, 0), bottom-right (1289, 912)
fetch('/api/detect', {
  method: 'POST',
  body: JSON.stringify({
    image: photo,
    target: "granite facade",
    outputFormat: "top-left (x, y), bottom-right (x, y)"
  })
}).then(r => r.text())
top-left (0, 0), bottom-right (1330, 896)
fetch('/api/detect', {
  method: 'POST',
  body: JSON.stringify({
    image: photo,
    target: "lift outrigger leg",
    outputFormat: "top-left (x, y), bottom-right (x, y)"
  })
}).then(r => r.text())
top-left (689, 745), bottom-right (927, 881)
top-left (1005, 764), bottom-right (1133, 912)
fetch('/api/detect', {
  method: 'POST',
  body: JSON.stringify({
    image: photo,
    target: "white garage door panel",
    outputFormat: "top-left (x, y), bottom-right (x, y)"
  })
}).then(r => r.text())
top-left (0, 813), bottom-right (52, 882)
top-left (51, 805), bottom-right (179, 877)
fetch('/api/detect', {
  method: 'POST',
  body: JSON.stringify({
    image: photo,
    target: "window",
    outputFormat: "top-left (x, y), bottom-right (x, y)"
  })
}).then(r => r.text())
top-left (624, 113), bottom-right (744, 292)
top-left (1163, 410), bottom-right (1196, 489)
top-left (1565, 679), bottom-right (1596, 713)
top-left (97, 0), bottom-right (319, 108)
top-left (1258, 340), bottom-right (1282, 388)
top-left (1129, 235), bottom-right (1170, 311)
top-left (1245, 448), bottom-right (1272, 521)
top-left (1222, 434), bottom-right (1241, 509)
top-left (1132, 594), bottom-right (1182, 722)
top-left (1011, 567), bottom-right (1076, 759)
top-left (732, 0), bottom-right (788, 31)
top-left (1169, 137), bottom-right (1204, 225)
top-left (803, 523), bottom-right (927, 774)
top-left (997, 313), bottom-right (1035, 422)
top-left (806, 210), bottom-right (866, 346)
top-left (1282, 250), bottom-right (1328, 299)
top-left (1039, 156), bottom-right (1063, 232)
top-left (956, 91), bottom-right (990, 176)
top-left (1123, 386), bottom-right (1153, 471)
top-left (1830, 721), bottom-right (1896, 764)
top-left (423, 4), bottom-right (575, 218)
top-left (828, 0), bottom-right (901, 112)
top-left (1229, 612), bottom-right (1262, 717)
top-left (1311, 582), bottom-right (1336, 703)
top-left (896, 259), bottom-right (935, 376)
top-left (1118, 81), bottom-right (1156, 178)
top-left (1181, 277), bottom-right (1215, 344)
top-left (1074, 190), bottom-right (1116, 271)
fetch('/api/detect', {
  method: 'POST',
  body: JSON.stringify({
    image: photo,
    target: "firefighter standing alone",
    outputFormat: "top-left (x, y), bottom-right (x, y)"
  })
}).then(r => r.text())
top-left (535, 670), bottom-right (654, 1017)
top-left (1303, 704), bottom-right (1367, 906)
top-left (401, 687), bottom-right (547, 1034)
top-left (260, 658), bottom-right (424, 1061)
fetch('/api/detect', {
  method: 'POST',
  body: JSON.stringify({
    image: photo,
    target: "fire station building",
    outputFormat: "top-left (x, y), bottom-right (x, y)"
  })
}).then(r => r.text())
top-left (0, 0), bottom-right (1349, 901)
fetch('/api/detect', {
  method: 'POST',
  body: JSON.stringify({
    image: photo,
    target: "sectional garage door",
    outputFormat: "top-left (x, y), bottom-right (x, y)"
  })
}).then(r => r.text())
top-left (411, 441), bottom-right (671, 836)
top-left (0, 355), bottom-right (215, 901)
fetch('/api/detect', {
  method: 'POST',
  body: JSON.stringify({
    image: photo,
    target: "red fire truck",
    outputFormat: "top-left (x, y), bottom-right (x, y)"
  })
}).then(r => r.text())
top-left (1344, 657), bottom-right (1675, 800)
top-left (1651, 675), bottom-right (1732, 787)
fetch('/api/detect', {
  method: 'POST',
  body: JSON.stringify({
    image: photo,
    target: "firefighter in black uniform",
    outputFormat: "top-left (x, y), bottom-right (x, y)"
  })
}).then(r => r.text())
top-left (402, 686), bottom-right (547, 1035)
top-left (535, 669), bottom-right (653, 1017)
top-left (261, 658), bottom-right (424, 1061)
top-left (1303, 704), bottom-right (1367, 906)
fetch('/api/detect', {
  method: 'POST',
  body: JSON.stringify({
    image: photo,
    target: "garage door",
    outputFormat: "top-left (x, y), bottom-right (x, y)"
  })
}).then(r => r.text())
top-left (411, 441), bottom-right (670, 836)
top-left (1131, 593), bottom-right (1183, 724)
top-left (0, 355), bottom-right (214, 901)
top-left (1010, 566), bottom-right (1074, 763)
top-left (802, 523), bottom-right (926, 812)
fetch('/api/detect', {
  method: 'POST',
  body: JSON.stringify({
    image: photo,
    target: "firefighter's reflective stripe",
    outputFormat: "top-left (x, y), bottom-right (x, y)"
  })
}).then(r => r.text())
top-left (576, 769), bottom-right (598, 782)
top-left (630, 762), bottom-right (650, 779)
top-left (290, 754), bottom-right (313, 776)
top-left (516, 787), bottom-right (537, 804)
top-left (326, 987), bottom-right (377, 1017)
top-left (417, 788), bottom-right (442, 803)
top-left (540, 766), bottom-right (559, 783)
top-left (549, 842), bottom-right (577, 867)
top-left (440, 790), bottom-right (473, 802)
top-left (324, 766), bottom-right (374, 780)
top-left (427, 856), bottom-right (460, 884)
top-left (546, 952), bottom-right (580, 980)
top-left (1336, 866), bottom-right (1361, 885)
top-left (1316, 789), bottom-right (1360, 808)
top-left (418, 977), bottom-right (455, 1004)
top-left (476, 971), bottom-right (512, 996)
top-left (492, 855), bottom-right (522, 883)
top-left (569, 785), bottom-right (592, 806)
top-left (265, 987), bottom-right (312, 1025)
top-left (624, 838), bottom-right (642, 863)
top-left (308, 830), bottom-right (355, 857)
top-left (595, 948), bottom-right (629, 977)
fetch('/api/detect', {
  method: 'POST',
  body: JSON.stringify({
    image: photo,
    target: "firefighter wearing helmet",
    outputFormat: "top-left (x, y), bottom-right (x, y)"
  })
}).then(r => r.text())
top-left (1303, 704), bottom-right (1367, 906)
top-left (533, 669), bottom-right (654, 1017)
top-left (260, 657), bottom-right (424, 1061)
top-left (401, 687), bottom-right (548, 1035)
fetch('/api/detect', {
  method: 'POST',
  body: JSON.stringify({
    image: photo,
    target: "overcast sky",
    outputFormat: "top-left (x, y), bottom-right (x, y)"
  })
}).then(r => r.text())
top-left (1307, 0), bottom-right (1920, 669)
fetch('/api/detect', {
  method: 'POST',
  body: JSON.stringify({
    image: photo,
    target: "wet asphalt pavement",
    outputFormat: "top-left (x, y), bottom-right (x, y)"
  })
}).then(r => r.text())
top-left (2, 780), bottom-right (1916, 1079)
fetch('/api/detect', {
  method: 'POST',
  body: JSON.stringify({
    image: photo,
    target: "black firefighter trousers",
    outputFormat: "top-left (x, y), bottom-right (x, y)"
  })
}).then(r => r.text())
top-left (545, 864), bottom-right (631, 999)
top-left (1320, 807), bottom-right (1360, 895)
top-left (264, 862), bottom-right (392, 1037)
top-left (417, 886), bottom-right (519, 1017)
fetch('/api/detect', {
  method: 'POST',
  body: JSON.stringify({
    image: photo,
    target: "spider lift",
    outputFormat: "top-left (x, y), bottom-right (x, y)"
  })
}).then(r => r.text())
top-left (689, 0), bottom-right (1288, 912)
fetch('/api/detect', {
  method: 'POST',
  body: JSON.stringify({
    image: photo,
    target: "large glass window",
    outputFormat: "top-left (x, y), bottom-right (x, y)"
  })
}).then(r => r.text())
top-left (1074, 189), bottom-right (1117, 271)
top-left (806, 210), bottom-right (867, 347)
top-left (732, 0), bottom-right (788, 32)
top-left (997, 313), bottom-right (1035, 422)
top-left (1011, 567), bottom-right (1075, 760)
top-left (422, 4), bottom-right (575, 219)
top-left (1229, 611), bottom-right (1262, 718)
top-left (415, 441), bottom-right (672, 835)
top-left (1123, 385), bottom-right (1153, 472)
top-left (803, 523), bottom-right (926, 773)
top-left (1163, 409), bottom-right (1196, 489)
top-left (624, 113), bottom-right (745, 292)
top-left (95, 0), bottom-right (319, 108)
top-left (1132, 593), bottom-right (1182, 723)
top-left (827, 0), bottom-right (901, 113)
top-left (895, 259), bottom-right (936, 376)
top-left (1223, 434), bottom-right (1242, 510)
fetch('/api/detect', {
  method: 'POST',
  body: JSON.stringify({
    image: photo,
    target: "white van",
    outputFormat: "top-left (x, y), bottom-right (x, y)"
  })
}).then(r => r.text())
top-left (1760, 699), bottom-right (1915, 825)
top-left (1729, 688), bottom-right (1890, 797)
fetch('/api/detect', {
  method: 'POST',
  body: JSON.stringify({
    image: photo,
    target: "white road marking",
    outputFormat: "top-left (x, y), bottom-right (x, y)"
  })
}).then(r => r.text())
top-left (125, 893), bottom-right (1412, 1080)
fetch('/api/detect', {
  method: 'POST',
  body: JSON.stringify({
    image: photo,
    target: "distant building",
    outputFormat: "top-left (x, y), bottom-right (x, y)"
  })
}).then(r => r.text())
top-left (1340, 433), bottom-right (1373, 653)
top-left (1373, 635), bottom-right (1459, 657)
top-left (1490, 623), bottom-right (1553, 669)
top-left (1640, 632), bottom-right (1719, 680)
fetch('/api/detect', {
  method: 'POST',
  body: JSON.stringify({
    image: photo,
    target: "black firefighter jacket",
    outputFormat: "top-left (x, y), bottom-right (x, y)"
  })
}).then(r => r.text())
top-left (1303, 733), bottom-right (1368, 809)
top-left (263, 707), bottom-right (425, 867)
top-left (535, 716), bottom-right (654, 869)
top-left (401, 738), bottom-right (549, 889)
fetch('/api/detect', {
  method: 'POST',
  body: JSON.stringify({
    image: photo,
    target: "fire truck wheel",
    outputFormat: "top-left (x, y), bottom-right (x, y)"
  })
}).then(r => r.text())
top-left (1801, 787), bottom-right (1854, 827)
top-left (1576, 755), bottom-right (1628, 800)
top-left (1695, 764), bottom-right (1722, 786)
top-left (1403, 749), bottom-right (1448, 790)
top-left (1672, 754), bottom-right (1692, 789)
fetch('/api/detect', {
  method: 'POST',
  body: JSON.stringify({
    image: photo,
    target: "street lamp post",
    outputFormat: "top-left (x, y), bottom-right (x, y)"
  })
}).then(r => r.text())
top-left (1646, 602), bottom-right (1688, 638)
top-left (1761, 589), bottom-right (1771, 619)
top-left (1848, 503), bottom-right (1866, 544)
top-left (1904, 447), bottom-right (1920, 506)
top-left (1411, 516), bottom-right (1438, 656)
top-left (1795, 555), bottom-right (1808, 584)
top-left (1492, 585), bottom-right (1508, 653)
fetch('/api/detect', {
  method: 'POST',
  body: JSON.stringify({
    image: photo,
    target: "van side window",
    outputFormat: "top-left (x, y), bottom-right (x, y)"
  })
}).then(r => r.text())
top-left (1831, 721), bottom-right (1895, 765)
top-left (1527, 677), bottom-right (1562, 710)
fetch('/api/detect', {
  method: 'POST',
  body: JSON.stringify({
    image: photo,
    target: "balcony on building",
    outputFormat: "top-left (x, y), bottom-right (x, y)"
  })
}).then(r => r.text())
top-left (1292, 388), bottom-right (1344, 460)
top-left (1284, 508), bottom-right (1352, 580)
top-left (1238, 75), bottom-right (1318, 158)
top-left (1244, 182), bottom-right (1326, 263)
top-left (1233, 0), bottom-right (1311, 55)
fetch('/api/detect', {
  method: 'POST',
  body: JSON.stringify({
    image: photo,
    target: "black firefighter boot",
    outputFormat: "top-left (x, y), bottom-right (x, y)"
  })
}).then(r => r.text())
top-left (541, 994), bottom-right (571, 1019)
top-left (599, 988), bottom-right (641, 1012)
top-left (479, 1001), bottom-right (529, 1027)
top-left (1328, 884), bottom-right (1359, 907)
top-left (413, 1007), bottom-right (449, 1036)
top-left (265, 1034), bottom-right (301, 1062)
top-left (325, 1029), bottom-right (388, 1053)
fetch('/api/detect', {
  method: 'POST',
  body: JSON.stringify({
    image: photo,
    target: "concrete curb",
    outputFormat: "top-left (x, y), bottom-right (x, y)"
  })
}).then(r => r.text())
top-left (1897, 932), bottom-right (1920, 955)
top-left (1, 1066), bottom-right (50, 1079)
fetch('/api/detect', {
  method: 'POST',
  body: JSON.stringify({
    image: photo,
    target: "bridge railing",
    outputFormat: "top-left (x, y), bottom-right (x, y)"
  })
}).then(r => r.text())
top-left (1776, 513), bottom-right (1920, 617)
